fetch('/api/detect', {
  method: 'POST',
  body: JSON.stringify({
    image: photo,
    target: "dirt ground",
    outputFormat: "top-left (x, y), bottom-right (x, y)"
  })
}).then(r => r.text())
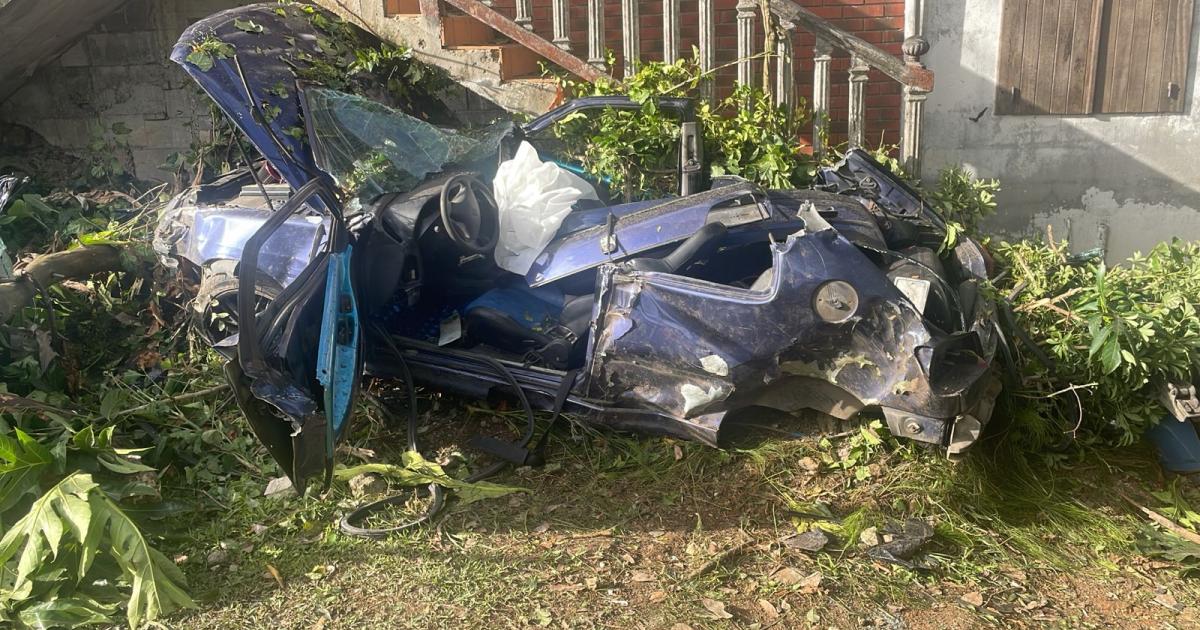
top-left (166, 393), bottom-right (1200, 629)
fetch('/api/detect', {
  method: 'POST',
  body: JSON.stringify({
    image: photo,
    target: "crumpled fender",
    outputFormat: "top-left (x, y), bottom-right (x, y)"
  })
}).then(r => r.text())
top-left (585, 205), bottom-right (997, 448)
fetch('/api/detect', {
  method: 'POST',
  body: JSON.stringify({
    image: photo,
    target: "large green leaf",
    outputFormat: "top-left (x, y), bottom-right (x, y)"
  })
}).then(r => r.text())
top-left (16, 596), bottom-right (114, 628)
top-left (0, 474), bottom-right (94, 592)
top-left (0, 473), bottom-right (193, 627)
top-left (89, 494), bottom-right (193, 628)
top-left (334, 451), bottom-right (527, 504)
top-left (71, 426), bottom-right (154, 475)
top-left (0, 430), bottom-right (54, 514)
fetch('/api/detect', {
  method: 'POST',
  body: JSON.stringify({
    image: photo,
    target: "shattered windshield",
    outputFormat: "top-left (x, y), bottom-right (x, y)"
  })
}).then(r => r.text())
top-left (303, 88), bottom-right (512, 202)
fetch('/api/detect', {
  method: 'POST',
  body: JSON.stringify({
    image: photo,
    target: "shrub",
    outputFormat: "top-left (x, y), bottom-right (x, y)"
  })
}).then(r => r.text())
top-left (553, 57), bottom-right (811, 197)
top-left (994, 237), bottom-right (1200, 447)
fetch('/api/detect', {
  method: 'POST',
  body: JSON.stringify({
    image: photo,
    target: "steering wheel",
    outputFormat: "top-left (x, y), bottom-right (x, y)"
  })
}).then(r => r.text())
top-left (439, 174), bottom-right (499, 254)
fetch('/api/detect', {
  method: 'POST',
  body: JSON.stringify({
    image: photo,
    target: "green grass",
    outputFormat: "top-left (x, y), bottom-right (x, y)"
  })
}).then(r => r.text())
top-left (160, 394), bottom-right (1200, 629)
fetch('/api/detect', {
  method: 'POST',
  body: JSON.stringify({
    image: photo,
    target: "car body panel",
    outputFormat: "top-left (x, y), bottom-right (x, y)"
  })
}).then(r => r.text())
top-left (163, 3), bottom-right (1005, 493)
top-left (526, 181), bottom-right (770, 287)
top-left (170, 5), bottom-right (324, 191)
top-left (585, 205), bottom-right (978, 447)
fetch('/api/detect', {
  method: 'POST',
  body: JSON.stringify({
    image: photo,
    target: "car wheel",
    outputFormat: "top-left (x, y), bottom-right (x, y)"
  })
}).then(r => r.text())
top-left (194, 259), bottom-right (282, 344)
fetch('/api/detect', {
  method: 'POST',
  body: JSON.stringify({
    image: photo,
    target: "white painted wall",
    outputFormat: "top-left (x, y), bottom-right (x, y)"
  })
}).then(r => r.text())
top-left (920, 0), bottom-right (1200, 261)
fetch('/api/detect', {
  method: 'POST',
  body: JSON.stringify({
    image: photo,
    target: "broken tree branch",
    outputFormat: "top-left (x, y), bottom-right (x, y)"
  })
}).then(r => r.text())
top-left (686, 534), bottom-right (757, 579)
top-left (1139, 505), bottom-right (1200, 546)
top-left (0, 245), bottom-right (127, 323)
top-left (1120, 492), bottom-right (1200, 546)
top-left (108, 384), bottom-right (230, 420)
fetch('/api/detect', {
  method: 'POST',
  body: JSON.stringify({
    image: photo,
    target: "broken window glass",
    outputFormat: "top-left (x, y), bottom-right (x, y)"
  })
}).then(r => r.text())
top-left (303, 88), bottom-right (512, 202)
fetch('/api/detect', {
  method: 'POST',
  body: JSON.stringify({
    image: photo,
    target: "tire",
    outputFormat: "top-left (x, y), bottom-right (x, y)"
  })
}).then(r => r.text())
top-left (193, 259), bottom-right (283, 344)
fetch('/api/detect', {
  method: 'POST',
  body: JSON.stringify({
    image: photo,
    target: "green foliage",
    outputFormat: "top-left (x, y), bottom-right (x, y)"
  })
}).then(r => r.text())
top-left (553, 56), bottom-right (810, 198)
top-left (334, 451), bottom-right (527, 505)
top-left (994, 237), bottom-right (1200, 446)
top-left (704, 85), bottom-right (809, 189)
top-left (0, 473), bottom-right (193, 628)
top-left (928, 166), bottom-right (999, 251)
top-left (287, 10), bottom-right (450, 117)
top-left (0, 430), bottom-right (53, 515)
top-left (928, 166), bottom-right (999, 233)
top-left (81, 123), bottom-right (137, 188)
top-left (0, 190), bottom-right (129, 255)
top-left (160, 101), bottom-right (254, 188)
top-left (1151, 480), bottom-right (1200, 532)
top-left (817, 420), bottom-right (887, 483)
top-left (185, 36), bottom-right (235, 73)
top-left (0, 181), bottom-right (264, 626)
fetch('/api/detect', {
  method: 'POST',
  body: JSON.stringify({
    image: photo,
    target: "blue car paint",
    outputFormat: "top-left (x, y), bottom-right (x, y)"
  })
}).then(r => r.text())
top-left (170, 5), bottom-right (346, 205)
top-left (316, 246), bottom-right (360, 444)
top-left (526, 182), bottom-right (769, 287)
top-left (170, 3), bottom-right (1005, 492)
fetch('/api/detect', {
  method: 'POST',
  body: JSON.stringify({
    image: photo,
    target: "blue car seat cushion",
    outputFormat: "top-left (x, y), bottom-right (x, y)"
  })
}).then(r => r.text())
top-left (462, 284), bottom-right (593, 368)
top-left (465, 285), bottom-right (565, 334)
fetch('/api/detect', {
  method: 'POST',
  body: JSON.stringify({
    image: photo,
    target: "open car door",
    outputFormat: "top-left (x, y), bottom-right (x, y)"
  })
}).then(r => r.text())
top-left (226, 179), bottom-right (361, 495)
top-left (169, 6), bottom-right (382, 493)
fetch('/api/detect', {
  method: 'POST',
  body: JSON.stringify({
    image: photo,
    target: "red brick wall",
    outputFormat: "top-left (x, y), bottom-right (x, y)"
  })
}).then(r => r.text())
top-left (486, 0), bottom-right (906, 148)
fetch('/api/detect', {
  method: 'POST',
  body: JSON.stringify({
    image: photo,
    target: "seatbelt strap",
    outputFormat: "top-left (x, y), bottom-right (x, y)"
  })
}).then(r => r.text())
top-left (526, 369), bottom-right (579, 466)
top-left (467, 369), bottom-right (578, 467)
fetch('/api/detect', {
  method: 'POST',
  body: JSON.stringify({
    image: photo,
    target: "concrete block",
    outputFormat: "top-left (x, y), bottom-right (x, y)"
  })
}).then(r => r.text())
top-left (84, 31), bottom-right (163, 66)
top-left (163, 86), bottom-right (205, 120)
top-left (96, 0), bottom-right (157, 31)
top-left (122, 115), bottom-right (196, 150)
top-left (1, 67), bottom-right (96, 119)
top-left (90, 65), bottom-right (168, 118)
top-left (47, 117), bottom-right (99, 150)
top-left (59, 41), bottom-right (90, 67)
top-left (131, 146), bottom-right (180, 183)
top-left (0, 81), bottom-right (56, 125)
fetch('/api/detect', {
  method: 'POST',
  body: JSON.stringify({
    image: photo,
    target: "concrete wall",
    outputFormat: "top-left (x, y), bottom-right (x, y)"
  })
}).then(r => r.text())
top-left (921, 0), bottom-right (1200, 261)
top-left (0, 0), bottom-right (129, 100)
top-left (0, 0), bottom-right (254, 183)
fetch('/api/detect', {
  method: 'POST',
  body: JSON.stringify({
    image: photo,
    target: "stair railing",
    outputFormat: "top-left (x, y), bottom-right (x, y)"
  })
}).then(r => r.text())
top-left (764, 0), bottom-right (932, 173)
top-left (446, 0), bottom-right (933, 174)
top-left (436, 0), bottom-right (605, 82)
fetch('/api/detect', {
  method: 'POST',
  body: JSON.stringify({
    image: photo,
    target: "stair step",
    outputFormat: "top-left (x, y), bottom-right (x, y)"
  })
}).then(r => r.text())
top-left (446, 43), bottom-right (548, 81)
top-left (441, 15), bottom-right (500, 47)
top-left (383, 0), bottom-right (421, 16)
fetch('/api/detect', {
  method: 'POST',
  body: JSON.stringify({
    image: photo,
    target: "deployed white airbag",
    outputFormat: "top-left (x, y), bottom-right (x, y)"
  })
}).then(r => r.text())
top-left (492, 141), bottom-right (598, 275)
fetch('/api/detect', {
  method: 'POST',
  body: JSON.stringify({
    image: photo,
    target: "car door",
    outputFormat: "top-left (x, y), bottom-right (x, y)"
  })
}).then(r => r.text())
top-left (227, 178), bottom-right (361, 495)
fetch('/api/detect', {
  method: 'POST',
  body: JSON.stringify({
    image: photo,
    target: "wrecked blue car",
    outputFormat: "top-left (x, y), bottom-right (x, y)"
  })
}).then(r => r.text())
top-left (156, 4), bottom-right (1002, 493)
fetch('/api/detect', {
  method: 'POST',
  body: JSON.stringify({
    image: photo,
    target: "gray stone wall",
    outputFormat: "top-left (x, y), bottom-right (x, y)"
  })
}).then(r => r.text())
top-left (0, 0), bottom-right (254, 183)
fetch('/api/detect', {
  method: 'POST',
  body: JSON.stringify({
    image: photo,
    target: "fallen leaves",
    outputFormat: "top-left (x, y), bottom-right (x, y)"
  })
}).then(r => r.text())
top-left (784, 529), bottom-right (830, 552)
top-left (700, 597), bottom-right (733, 620)
top-left (265, 564), bottom-right (285, 589)
top-left (263, 476), bottom-right (295, 498)
top-left (771, 566), bottom-right (805, 585)
top-left (797, 571), bottom-right (823, 593)
top-left (630, 570), bottom-right (656, 583)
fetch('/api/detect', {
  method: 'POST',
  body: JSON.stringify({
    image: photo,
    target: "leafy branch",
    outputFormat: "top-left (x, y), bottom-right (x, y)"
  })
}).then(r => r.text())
top-left (0, 473), bottom-right (193, 628)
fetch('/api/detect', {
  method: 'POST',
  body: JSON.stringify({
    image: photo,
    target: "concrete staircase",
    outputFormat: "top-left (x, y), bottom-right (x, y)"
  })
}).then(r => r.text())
top-left (318, 0), bottom-right (565, 115)
top-left (317, 0), bottom-right (932, 173)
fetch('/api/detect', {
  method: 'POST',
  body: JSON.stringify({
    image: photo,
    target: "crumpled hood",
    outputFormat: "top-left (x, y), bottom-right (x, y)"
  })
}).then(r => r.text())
top-left (171, 3), bottom-right (369, 190)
